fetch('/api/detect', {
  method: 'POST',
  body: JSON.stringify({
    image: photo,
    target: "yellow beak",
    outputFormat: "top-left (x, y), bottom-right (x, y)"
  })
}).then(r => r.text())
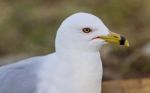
top-left (99, 32), bottom-right (129, 47)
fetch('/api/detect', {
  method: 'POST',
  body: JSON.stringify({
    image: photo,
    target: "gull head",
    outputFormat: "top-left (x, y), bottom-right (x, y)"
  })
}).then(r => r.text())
top-left (56, 12), bottom-right (129, 52)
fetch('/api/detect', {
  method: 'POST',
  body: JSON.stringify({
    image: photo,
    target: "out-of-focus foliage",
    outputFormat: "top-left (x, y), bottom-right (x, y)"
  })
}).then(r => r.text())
top-left (0, 0), bottom-right (150, 79)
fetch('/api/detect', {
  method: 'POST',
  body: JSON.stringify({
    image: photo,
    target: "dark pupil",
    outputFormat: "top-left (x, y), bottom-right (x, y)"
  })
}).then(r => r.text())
top-left (84, 28), bottom-right (90, 33)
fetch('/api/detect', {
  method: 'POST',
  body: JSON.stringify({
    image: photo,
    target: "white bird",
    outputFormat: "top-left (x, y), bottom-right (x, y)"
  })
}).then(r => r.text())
top-left (0, 12), bottom-right (129, 93)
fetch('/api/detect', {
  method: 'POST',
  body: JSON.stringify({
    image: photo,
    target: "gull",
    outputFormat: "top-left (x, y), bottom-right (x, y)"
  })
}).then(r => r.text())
top-left (0, 12), bottom-right (129, 93)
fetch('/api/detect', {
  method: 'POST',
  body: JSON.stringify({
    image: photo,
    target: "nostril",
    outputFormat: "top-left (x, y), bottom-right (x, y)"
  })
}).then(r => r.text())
top-left (113, 36), bottom-right (118, 38)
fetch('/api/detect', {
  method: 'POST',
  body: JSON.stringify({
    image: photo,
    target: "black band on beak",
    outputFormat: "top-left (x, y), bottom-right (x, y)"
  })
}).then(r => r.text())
top-left (120, 36), bottom-right (126, 45)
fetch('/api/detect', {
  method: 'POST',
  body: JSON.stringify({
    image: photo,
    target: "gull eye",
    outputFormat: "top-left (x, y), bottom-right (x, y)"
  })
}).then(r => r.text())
top-left (82, 28), bottom-right (92, 33)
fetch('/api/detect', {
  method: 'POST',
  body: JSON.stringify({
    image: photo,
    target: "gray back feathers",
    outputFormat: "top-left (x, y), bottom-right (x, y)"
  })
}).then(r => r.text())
top-left (0, 56), bottom-right (43, 93)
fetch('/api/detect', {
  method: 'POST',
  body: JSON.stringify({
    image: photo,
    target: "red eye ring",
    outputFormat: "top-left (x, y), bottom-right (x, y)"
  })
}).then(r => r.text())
top-left (82, 28), bottom-right (92, 33)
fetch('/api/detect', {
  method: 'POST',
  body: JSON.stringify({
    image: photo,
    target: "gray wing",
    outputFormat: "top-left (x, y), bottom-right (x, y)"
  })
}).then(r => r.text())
top-left (0, 56), bottom-right (42, 93)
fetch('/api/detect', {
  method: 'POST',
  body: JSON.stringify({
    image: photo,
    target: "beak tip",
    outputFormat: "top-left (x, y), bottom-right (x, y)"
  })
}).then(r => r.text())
top-left (125, 41), bottom-right (130, 47)
top-left (120, 36), bottom-right (129, 47)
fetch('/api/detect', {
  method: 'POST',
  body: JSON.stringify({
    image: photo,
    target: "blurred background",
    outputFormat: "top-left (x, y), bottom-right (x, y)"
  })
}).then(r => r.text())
top-left (0, 0), bottom-right (150, 92)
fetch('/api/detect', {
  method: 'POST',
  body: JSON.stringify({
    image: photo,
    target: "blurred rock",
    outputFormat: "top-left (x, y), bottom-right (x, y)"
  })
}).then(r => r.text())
top-left (102, 78), bottom-right (150, 93)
